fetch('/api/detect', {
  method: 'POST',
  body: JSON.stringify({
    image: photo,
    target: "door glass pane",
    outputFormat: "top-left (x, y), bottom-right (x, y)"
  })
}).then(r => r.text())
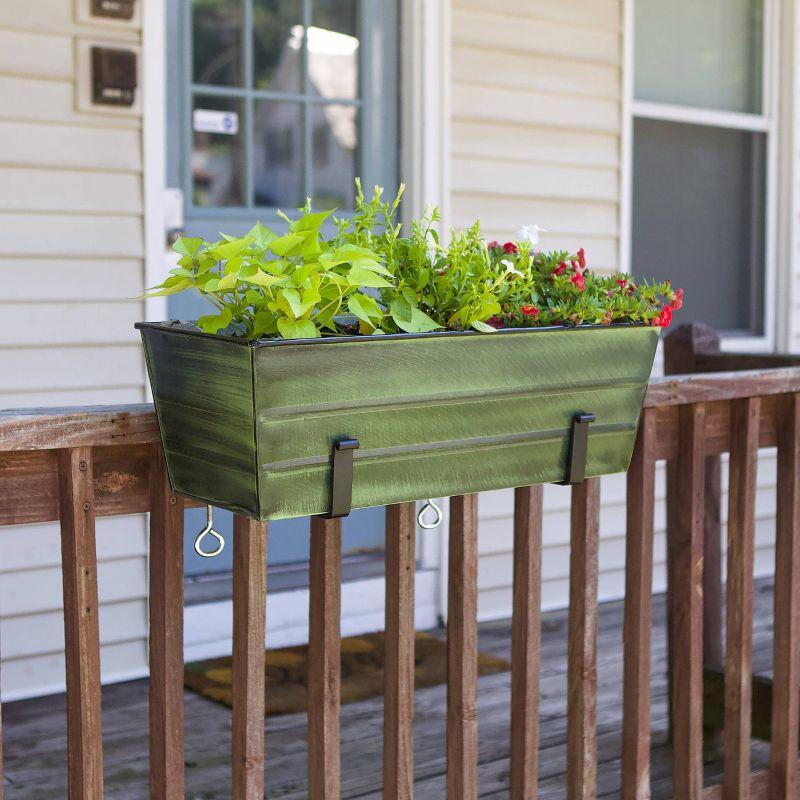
top-left (311, 103), bottom-right (358, 209)
top-left (253, 0), bottom-right (303, 92)
top-left (309, 0), bottom-right (359, 101)
top-left (192, 0), bottom-right (244, 87)
top-left (254, 100), bottom-right (304, 207)
top-left (192, 95), bottom-right (245, 207)
top-left (635, 0), bottom-right (763, 114)
top-left (632, 118), bottom-right (766, 334)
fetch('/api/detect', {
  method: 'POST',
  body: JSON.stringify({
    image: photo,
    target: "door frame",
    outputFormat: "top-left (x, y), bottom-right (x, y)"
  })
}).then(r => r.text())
top-left (142, 0), bottom-right (452, 652)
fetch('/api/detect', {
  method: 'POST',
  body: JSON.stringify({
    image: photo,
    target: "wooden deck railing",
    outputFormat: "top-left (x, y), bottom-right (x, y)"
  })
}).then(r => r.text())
top-left (2, 366), bottom-right (800, 798)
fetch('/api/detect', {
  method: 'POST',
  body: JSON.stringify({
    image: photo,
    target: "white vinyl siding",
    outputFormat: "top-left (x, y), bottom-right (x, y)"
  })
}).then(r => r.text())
top-left (450, 0), bottom-right (786, 622)
top-left (0, 2), bottom-right (148, 699)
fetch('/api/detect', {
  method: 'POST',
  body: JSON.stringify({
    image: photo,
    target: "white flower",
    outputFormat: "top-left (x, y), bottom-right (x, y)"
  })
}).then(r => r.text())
top-left (501, 259), bottom-right (524, 278)
top-left (515, 224), bottom-right (546, 248)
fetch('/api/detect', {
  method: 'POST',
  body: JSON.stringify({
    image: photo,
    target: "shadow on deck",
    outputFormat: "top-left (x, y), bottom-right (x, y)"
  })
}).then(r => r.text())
top-left (2, 585), bottom-right (775, 799)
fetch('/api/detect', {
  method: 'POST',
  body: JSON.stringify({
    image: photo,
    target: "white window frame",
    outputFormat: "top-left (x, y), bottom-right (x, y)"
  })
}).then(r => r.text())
top-left (620, 0), bottom-right (782, 352)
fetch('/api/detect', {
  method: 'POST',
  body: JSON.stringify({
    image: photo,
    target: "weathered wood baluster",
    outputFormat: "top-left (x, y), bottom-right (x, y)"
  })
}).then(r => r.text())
top-left (671, 404), bottom-right (706, 800)
top-left (384, 503), bottom-right (417, 800)
top-left (567, 477), bottom-right (600, 800)
top-left (447, 494), bottom-right (479, 800)
top-left (769, 393), bottom-right (800, 798)
top-left (231, 516), bottom-right (268, 800)
top-left (510, 485), bottom-right (543, 800)
top-left (621, 410), bottom-right (656, 800)
top-left (308, 516), bottom-right (342, 799)
top-left (148, 447), bottom-right (185, 799)
top-left (57, 446), bottom-right (104, 800)
top-left (723, 398), bottom-right (760, 798)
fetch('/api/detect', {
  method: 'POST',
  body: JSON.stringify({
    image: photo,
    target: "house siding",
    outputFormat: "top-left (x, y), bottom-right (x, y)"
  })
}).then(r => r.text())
top-left (449, 0), bottom-right (780, 621)
top-left (0, 2), bottom-right (149, 699)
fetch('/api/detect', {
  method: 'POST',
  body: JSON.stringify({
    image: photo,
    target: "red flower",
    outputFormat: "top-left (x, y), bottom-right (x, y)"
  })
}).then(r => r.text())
top-left (577, 248), bottom-right (586, 269)
top-left (503, 242), bottom-right (518, 254)
top-left (570, 272), bottom-right (586, 292)
top-left (658, 306), bottom-right (673, 328)
top-left (487, 315), bottom-right (505, 329)
top-left (553, 261), bottom-right (568, 276)
top-left (616, 279), bottom-right (628, 288)
top-left (670, 288), bottom-right (684, 310)
top-left (487, 240), bottom-right (499, 250)
top-left (520, 304), bottom-right (539, 318)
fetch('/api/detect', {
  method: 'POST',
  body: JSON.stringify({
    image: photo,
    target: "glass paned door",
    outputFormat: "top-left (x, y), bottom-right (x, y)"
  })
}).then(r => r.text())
top-left (166, 0), bottom-right (399, 577)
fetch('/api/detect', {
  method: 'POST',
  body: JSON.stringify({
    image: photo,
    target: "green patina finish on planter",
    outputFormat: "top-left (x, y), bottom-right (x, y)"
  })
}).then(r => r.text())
top-left (137, 322), bottom-right (659, 520)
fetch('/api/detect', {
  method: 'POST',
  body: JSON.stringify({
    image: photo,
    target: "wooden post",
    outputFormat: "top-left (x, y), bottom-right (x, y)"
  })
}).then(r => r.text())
top-left (231, 515), bottom-right (268, 800)
top-left (567, 478), bottom-right (600, 800)
top-left (769, 394), bottom-right (800, 798)
top-left (447, 494), bottom-right (479, 800)
top-left (510, 485), bottom-right (543, 800)
top-left (384, 503), bottom-right (416, 800)
top-left (621, 410), bottom-right (656, 800)
top-left (57, 446), bottom-right (104, 800)
top-left (671, 404), bottom-right (706, 800)
top-left (723, 398), bottom-right (759, 798)
top-left (148, 447), bottom-right (185, 799)
top-left (664, 325), bottom-right (724, 732)
top-left (308, 516), bottom-right (342, 799)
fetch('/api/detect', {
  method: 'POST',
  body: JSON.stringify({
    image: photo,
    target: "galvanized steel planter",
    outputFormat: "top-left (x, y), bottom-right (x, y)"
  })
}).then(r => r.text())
top-left (136, 322), bottom-right (659, 520)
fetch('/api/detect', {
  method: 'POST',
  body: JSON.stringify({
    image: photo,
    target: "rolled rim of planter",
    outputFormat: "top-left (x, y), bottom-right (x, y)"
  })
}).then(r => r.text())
top-left (137, 321), bottom-right (660, 520)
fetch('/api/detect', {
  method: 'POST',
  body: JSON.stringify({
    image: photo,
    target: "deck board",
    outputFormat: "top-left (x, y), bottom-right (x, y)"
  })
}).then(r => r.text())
top-left (1, 585), bottom-right (776, 799)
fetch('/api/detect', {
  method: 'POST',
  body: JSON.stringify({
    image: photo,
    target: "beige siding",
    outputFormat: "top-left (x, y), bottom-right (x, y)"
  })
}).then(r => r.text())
top-left (0, 1), bottom-right (147, 699)
top-left (449, 0), bottom-right (781, 621)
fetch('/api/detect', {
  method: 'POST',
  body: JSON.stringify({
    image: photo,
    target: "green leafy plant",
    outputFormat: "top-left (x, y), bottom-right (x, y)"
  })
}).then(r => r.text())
top-left (148, 181), bottom-right (682, 340)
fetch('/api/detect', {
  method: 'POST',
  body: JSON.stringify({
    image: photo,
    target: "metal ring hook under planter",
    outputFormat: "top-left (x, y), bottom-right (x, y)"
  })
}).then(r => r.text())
top-left (417, 499), bottom-right (443, 530)
top-left (194, 505), bottom-right (225, 558)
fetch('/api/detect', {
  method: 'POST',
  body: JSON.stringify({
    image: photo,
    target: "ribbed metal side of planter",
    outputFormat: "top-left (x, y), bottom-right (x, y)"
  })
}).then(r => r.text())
top-left (137, 322), bottom-right (659, 520)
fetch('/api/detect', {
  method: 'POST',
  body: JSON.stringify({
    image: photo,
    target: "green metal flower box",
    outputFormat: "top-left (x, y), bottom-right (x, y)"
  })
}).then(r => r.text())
top-left (136, 322), bottom-right (659, 520)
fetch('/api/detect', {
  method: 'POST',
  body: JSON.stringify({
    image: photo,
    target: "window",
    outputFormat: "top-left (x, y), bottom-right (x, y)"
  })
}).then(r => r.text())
top-left (630, 0), bottom-right (773, 337)
top-left (187, 0), bottom-right (397, 215)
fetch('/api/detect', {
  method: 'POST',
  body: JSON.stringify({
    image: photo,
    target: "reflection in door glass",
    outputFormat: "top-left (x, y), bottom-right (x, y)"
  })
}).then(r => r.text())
top-left (192, 95), bottom-right (245, 207)
top-left (254, 100), bottom-right (304, 207)
top-left (253, 0), bottom-right (303, 92)
top-left (309, 0), bottom-right (358, 101)
top-left (312, 104), bottom-right (358, 209)
top-left (192, 0), bottom-right (243, 87)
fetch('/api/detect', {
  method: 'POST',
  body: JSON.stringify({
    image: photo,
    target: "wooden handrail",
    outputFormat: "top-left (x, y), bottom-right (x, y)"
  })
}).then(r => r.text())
top-left (2, 364), bottom-right (800, 798)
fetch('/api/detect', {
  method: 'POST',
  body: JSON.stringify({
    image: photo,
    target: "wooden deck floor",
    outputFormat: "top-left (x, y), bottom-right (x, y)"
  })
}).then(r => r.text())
top-left (2, 583), bottom-right (777, 799)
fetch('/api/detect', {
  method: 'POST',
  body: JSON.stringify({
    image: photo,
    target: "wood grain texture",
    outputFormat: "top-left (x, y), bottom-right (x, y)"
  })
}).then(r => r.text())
top-left (57, 447), bottom-right (103, 800)
top-left (510, 485), bottom-right (543, 800)
top-left (148, 446), bottom-right (185, 800)
top-left (622, 410), bottom-right (656, 800)
top-left (723, 398), bottom-right (760, 798)
top-left (0, 405), bottom-right (157, 451)
top-left (567, 478), bottom-right (600, 800)
top-left (308, 516), bottom-right (342, 799)
top-left (383, 503), bottom-right (416, 800)
top-left (769, 394), bottom-right (800, 799)
top-left (671, 404), bottom-right (706, 800)
top-left (447, 494), bottom-right (479, 800)
top-left (231, 515), bottom-right (268, 800)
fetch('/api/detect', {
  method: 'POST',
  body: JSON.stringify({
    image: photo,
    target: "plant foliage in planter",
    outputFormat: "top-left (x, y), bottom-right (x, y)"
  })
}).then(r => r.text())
top-left (139, 182), bottom-right (681, 520)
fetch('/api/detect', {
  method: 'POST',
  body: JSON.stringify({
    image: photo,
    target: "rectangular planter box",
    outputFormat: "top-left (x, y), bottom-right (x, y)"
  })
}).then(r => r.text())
top-left (137, 322), bottom-right (659, 520)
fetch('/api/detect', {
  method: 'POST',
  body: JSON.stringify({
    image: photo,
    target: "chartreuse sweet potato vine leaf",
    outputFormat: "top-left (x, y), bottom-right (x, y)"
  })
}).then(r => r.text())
top-left (147, 180), bottom-right (682, 340)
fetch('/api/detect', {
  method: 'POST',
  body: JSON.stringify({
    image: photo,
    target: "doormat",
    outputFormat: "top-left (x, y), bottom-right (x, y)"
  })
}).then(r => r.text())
top-left (184, 631), bottom-right (511, 716)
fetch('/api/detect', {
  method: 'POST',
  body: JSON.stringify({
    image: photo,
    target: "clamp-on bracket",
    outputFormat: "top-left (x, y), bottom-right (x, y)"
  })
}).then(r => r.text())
top-left (558, 413), bottom-right (595, 486)
top-left (323, 437), bottom-right (360, 519)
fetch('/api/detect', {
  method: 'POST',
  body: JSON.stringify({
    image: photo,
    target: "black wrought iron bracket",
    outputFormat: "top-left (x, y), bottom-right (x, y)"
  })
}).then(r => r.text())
top-left (323, 437), bottom-right (360, 519)
top-left (557, 413), bottom-right (595, 486)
